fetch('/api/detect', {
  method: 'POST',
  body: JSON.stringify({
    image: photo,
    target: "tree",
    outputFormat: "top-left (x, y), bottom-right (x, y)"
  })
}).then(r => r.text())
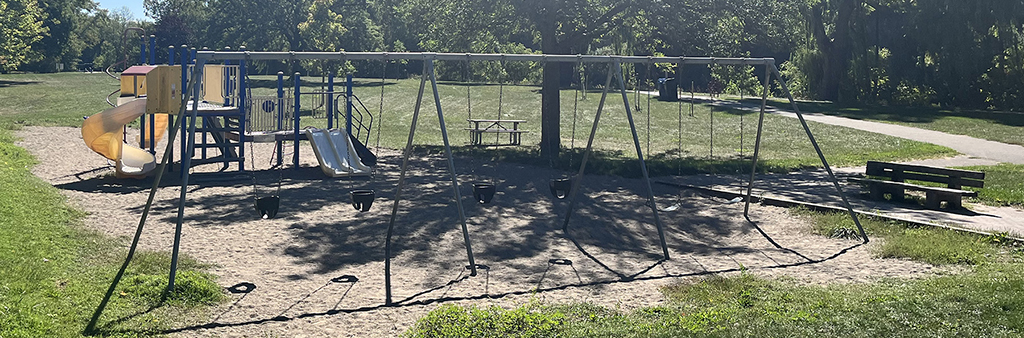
top-left (410, 0), bottom-right (637, 159)
top-left (0, 0), bottom-right (47, 71)
top-left (521, 0), bottom-right (636, 159)
top-left (808, 0), bottom-right (859, 102)
top-left (26, 0), bottom-right (96, 72)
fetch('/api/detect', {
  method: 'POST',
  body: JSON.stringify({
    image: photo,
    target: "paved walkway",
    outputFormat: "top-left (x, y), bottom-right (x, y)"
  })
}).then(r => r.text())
top-left (708, 99), bottom-right (1024, 164)
top-left (654, 96), bottom-right (1024, 238)
top-left (657, 171), bottom-right (1024, 238)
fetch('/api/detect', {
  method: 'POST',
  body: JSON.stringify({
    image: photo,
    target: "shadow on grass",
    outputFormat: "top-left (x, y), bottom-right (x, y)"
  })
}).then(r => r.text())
top-left (0, 79), bottom-right (41, 88)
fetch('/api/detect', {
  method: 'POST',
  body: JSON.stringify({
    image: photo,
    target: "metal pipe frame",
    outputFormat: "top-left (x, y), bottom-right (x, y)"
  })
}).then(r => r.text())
top-left (743, 65), bottom-right (771, 217)
top-left (383, 60), bottom-right (478, 306)
top-left (769, 64), bottom-right (869, 243)
top-left (169, 58), bottom-right (205, 291)
top-left (196, 51), bottom-right (775, 66)
top-left (561, 59), bottom-right (670, 260)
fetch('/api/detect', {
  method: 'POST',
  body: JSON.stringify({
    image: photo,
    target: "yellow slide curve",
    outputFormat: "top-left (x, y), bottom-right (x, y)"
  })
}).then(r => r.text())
top-left (81, 98), bottom-right (158, 177)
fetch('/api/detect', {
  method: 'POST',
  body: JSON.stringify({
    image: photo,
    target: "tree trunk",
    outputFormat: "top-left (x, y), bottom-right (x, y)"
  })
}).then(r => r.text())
top-left (810, 0), bottom-right (858, 102)
top-left (538, 6), bottom-right (562, 160)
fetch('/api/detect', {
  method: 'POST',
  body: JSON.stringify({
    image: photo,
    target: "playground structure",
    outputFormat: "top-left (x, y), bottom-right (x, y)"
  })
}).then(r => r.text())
top-left (83, 36), bottom-right (379, 180)
top-left (86, 49), bottom-right (871, 330)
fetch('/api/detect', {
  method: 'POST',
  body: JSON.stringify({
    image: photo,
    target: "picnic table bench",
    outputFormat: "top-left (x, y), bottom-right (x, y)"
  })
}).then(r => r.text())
top-left (465, 119), bottom-right (528, 145)
top-left (848, 161), bottom-right (984, 210)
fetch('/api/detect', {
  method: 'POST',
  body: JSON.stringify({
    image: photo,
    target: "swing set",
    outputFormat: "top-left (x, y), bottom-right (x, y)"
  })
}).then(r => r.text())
top-left (87, 51), bottom-right (868, 330)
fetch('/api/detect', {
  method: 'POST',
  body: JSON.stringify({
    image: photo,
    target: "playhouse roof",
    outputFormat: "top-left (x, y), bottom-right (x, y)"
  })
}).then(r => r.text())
top-left (123, 65), bottom-right (157, 76)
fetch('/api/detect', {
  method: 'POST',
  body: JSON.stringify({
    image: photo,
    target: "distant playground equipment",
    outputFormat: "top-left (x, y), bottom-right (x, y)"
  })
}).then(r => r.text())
top-left (88, 49), bottom-right (871, 331)
top-left (84, 35), bottom-right (381, 181)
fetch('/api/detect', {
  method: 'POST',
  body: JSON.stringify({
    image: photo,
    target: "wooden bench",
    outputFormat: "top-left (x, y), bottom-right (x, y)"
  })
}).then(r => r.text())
top-left (466, 119), bottom-right (528, 145)
top-left (848, 161), bottom-right (984, 209)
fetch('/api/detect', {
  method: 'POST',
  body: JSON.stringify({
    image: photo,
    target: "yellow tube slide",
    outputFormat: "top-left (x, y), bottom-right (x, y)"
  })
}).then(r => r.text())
top-left (81, 98), bottom-right (157, 177)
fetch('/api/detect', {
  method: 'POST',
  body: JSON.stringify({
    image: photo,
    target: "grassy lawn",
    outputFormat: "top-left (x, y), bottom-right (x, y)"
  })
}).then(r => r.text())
top-left (404, 211), bottom-right (1024, 337)
top-left (247, 75), bottom-right (954, 174)
top-left (958, 164), bottom-right (1024, 208)
top-left (0, 73), bottom-right (117, 126)
top-left (1, 73), bottom-right (225, 336)
top-left (1, 72), bottom-right (954, 175)
top-left (0, 127), bottom-right (224, 337)
top-left (760, 98), bottom-right (1024, 147)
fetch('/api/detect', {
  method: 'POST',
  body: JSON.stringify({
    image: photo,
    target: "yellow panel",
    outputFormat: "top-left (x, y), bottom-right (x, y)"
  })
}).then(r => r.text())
top-left (142, 66), bottom-right (181, 144)
top-left (138, 75), bottom-right (148, 96)
top-left (203, 65), bottom-right (225, 104)
top-left (145, 66), bottom-right (182, 115)
top-left (120, 75), bottom-right (138, 96)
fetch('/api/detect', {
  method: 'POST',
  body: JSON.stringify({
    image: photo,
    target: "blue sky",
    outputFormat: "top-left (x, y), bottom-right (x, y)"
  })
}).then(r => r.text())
top-left (96, 0), bottom-right (149, 20)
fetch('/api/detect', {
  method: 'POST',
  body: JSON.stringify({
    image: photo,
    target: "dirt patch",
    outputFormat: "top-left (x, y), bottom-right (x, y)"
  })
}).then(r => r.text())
top-left (18, 126), bottom-right (945, 337)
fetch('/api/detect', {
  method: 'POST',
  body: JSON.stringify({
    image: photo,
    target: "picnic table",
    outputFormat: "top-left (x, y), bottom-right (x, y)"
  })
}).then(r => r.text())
top-left (465, 119), bottom-right (528, 145)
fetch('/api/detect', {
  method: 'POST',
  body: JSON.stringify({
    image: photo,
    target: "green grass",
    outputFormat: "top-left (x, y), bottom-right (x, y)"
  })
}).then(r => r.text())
top-left (0, 121), bottom-right (224, 335)
top-left (0, 72), bottom-right (118, 126)
top-left (247, 75), bottom-right (955, 174)
top-left (405, 210), bottom-right (1024, 337)
top-left (1, 72), bottom-right (954, 174)
top-left (957, 164), bottom-right (1024, 208)
top-left (794, 208), bottom-right (998, 265)
top-left (760, 98), bottom-right (1024, 147)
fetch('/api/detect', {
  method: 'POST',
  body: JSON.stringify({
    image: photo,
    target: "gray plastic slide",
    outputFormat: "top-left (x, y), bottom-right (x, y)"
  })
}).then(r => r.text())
top-left (304, 128), bottom-right (372, 177)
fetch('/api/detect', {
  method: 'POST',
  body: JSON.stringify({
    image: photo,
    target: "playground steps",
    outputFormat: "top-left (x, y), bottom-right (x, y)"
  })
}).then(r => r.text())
top-left (181, 111), bottom-right (244, 172)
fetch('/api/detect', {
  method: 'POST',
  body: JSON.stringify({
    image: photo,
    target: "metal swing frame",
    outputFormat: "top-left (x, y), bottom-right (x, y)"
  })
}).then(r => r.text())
top-left (87, 51), bottom-right (867, 331)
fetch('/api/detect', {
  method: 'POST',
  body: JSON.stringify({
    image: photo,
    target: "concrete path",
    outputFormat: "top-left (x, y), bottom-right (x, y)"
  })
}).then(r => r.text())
top-left (653, 96), bottom-right (1024, 238)
top-left (707, 99), bottom-right (1024, 164)
top-left (657, 170), bottom-right (1024, 239)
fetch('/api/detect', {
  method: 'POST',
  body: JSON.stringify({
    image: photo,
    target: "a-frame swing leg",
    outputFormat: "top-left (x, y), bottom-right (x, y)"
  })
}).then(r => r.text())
top-left (169, 59), bottom-right (206, 292)
top-left (743, 64), bottom-right (771, 218)
top-left (383, 59), bottom-right (478, 306)
top-left (767, 64), bottom-right (868, 244)
top-left (561, 59), bottom-right (671, 261)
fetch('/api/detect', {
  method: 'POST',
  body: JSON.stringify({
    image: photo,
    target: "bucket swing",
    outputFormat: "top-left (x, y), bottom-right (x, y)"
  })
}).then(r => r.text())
top-left (472, 182), bottom-right (496, 204)
top-left (550, 57), bottom-right (583, 200)
top-left (465, 56), bottom-right (498, 205)
top-left (349, 189), bottom-right (375, 212)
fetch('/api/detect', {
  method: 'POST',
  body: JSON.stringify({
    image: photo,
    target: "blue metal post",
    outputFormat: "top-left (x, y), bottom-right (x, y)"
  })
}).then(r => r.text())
top-left (294, 72), bottom-right (301, 170)
top-left (197, 48), bottom-right (207, 160)
top-left (149, 35), bottom-right (156, 66)
top-left (139, 36), bottom-right (146, 65)
top-left (346, 74), bottom-right (353, 136)
top-left (277, 72), bottom-right (284, 166)
top-left (327, 72), bottom-right (335, 130)
top-left (180, 46), bottom-right (189, 173)
top-left (167, 45), bottom-right (176, 170)
top-left (223, 47), bottom-right (232, 106)
top-left (238, 46), bottom-right (247, 172)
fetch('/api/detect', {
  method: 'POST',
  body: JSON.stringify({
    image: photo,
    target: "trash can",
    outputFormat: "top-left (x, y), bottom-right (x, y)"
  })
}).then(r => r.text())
top-left (658, 78), bottom-right (678, 101)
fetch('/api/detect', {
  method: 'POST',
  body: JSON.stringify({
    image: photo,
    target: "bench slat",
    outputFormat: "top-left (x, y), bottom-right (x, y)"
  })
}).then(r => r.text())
top-left (867, 171), bottom-right (985, 188)
top-left (867, 161), bottom-right (985, 179)
top-left (464, 129), bottom-right (529, 133)
top-left (865, 161), bottom-right (984, 188)
top-left (848, 177), bottom-right (978, 197)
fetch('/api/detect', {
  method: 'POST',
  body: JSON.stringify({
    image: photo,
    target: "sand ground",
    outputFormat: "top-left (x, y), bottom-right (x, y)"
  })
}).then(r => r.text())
top-left (17, 126), bottom-right (945, 337)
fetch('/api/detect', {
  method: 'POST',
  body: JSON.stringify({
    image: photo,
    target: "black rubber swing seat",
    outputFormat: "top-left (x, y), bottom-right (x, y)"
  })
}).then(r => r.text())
top-left (549, 177), bottom-right (573, 199)
top-left (350, 190), bottom-right (375, 212)
top-left (256, 196), bottom-right (280, 219)
top-left (472, 182), bottom-right (496, 204)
